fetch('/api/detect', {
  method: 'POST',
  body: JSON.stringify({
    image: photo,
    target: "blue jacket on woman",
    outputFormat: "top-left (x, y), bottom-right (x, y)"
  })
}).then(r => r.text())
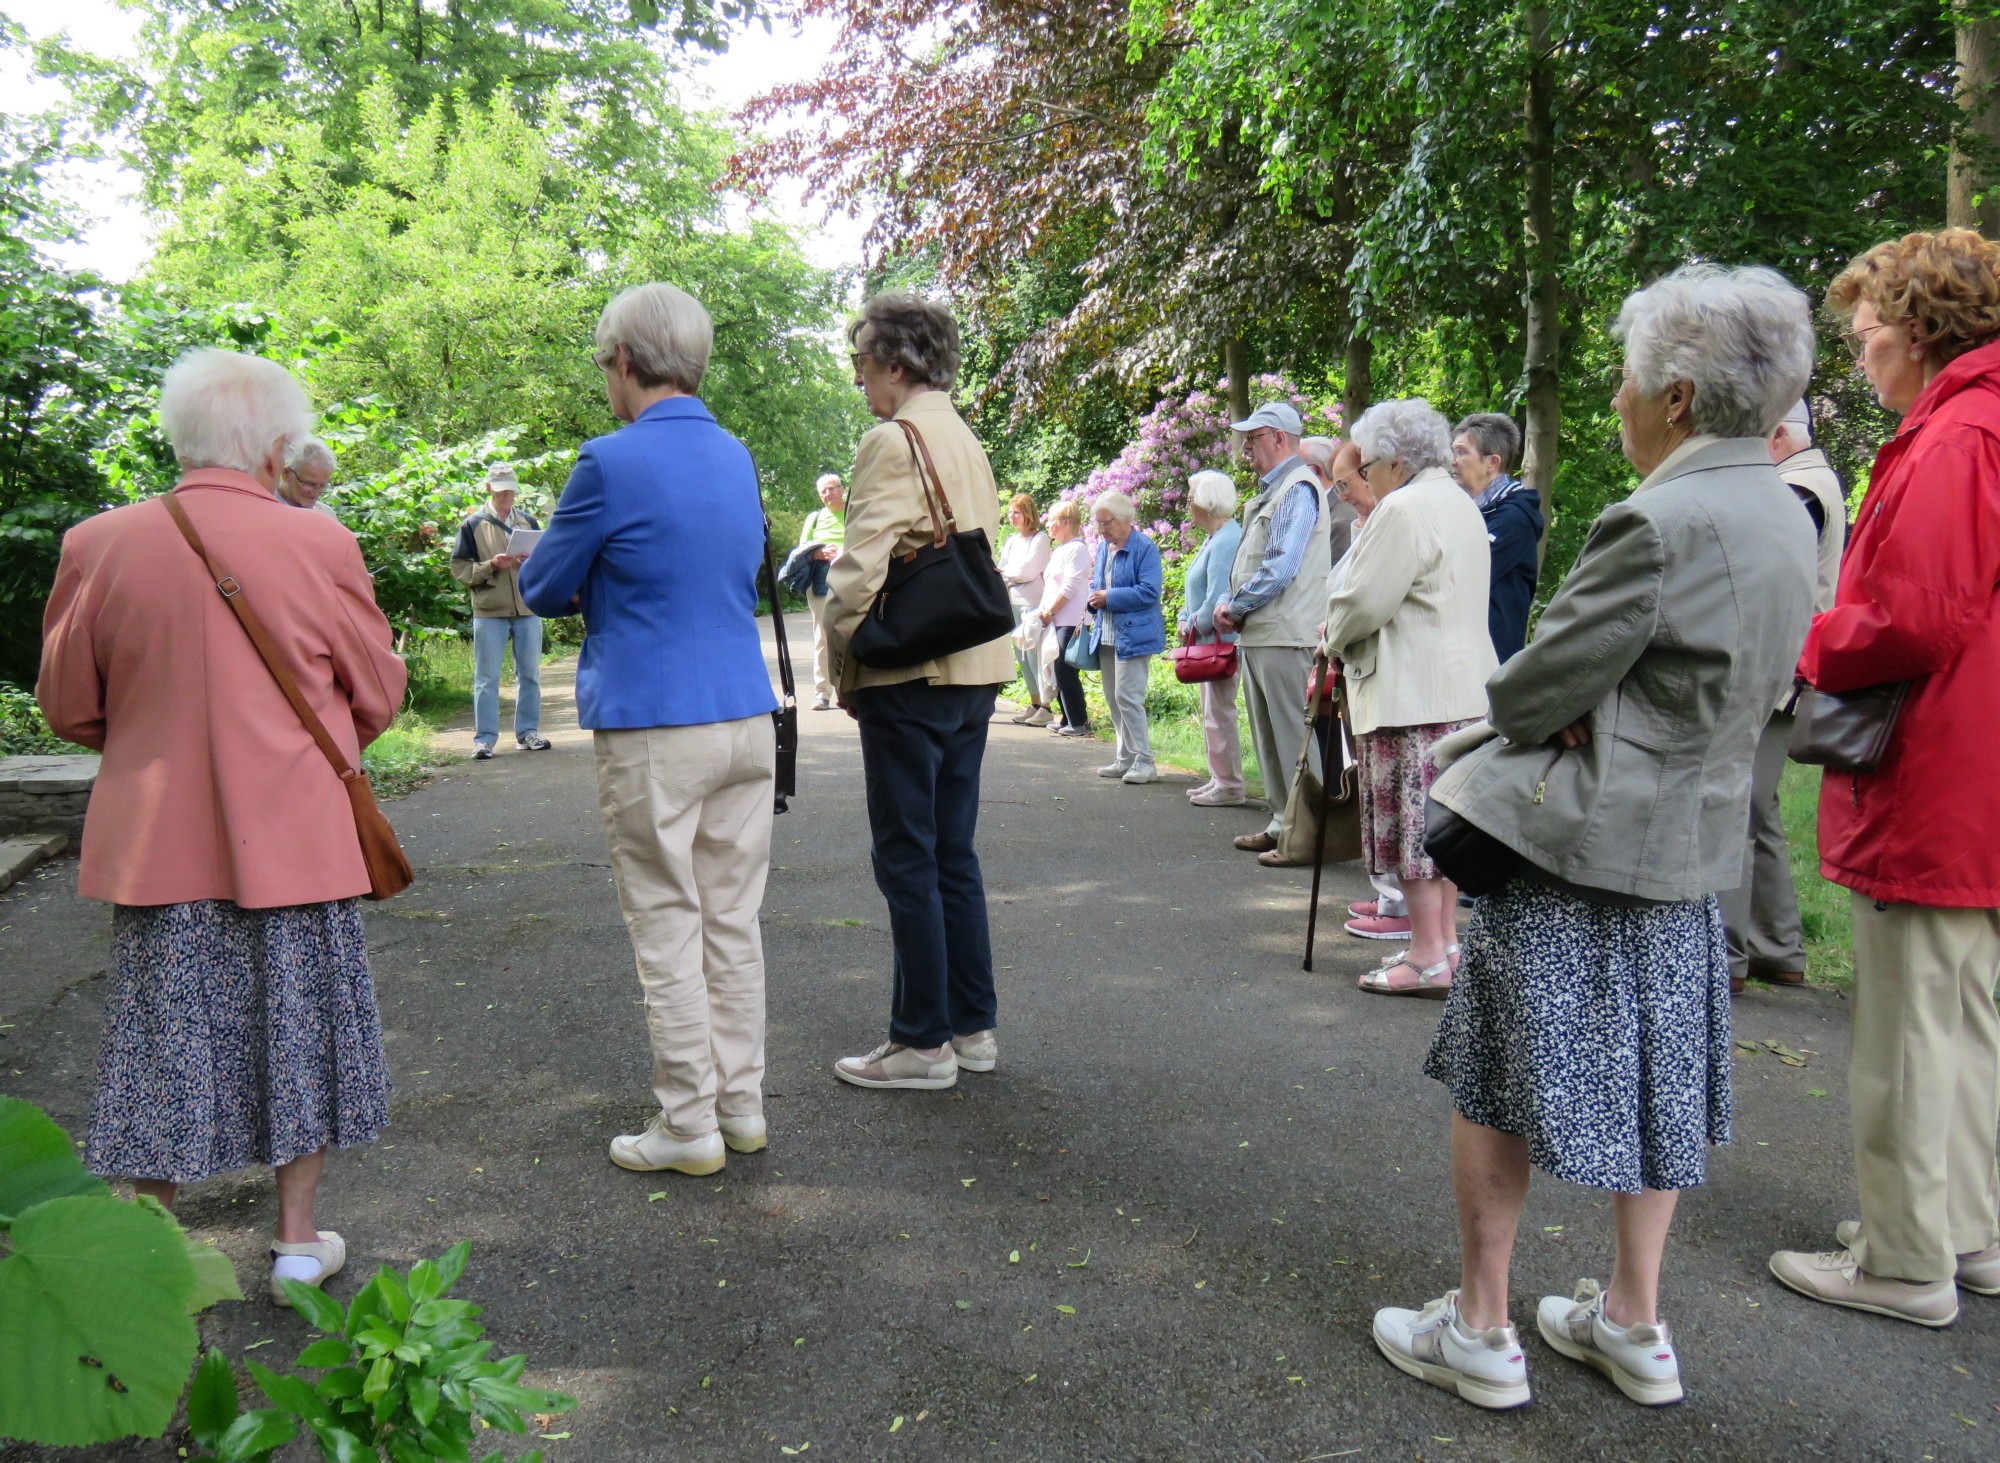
top-left (1085, 529), bottom-right (1166, 660)
top-left (1178, 519), bottom-right (1242, 645)
top-left (519, 397), bottom-right (777, 730)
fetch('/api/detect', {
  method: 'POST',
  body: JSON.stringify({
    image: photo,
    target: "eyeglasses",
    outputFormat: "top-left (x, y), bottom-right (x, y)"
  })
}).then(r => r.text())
top-left (1358, 456), bottom-right (1382, 474)
top-left (1846, 322), bottom-right (1891, 363)
top-left (850, 351), bottom-right (873, 372)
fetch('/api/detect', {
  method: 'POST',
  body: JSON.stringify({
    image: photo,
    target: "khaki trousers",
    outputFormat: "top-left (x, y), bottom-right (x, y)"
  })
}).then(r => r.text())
top-left (594, 716), bottom-right (775, 1139)
top-left (1848, 895), bottom-right (2000, 1282)
top-left (807, 590), bottom-right (834, 703)
top-left (1240, 644), bottom-right (1317, 836)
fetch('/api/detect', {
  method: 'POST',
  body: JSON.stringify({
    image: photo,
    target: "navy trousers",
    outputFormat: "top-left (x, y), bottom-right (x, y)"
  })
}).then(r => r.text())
top-left (850, 681), bottom-right (1000, 1049)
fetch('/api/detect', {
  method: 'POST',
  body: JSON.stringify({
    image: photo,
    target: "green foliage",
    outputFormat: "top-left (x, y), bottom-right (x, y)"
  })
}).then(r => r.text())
top-left (0, 1095), bottom-right (242, 1448)
top-left (0, 683), bottom-right (87, 754)
top-left (185, 1242), bottom-right (575, 1463)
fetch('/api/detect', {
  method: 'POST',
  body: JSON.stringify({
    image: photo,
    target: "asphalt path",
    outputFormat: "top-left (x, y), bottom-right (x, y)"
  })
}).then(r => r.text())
top-left (3, 628), bottom-right (1996, 1462)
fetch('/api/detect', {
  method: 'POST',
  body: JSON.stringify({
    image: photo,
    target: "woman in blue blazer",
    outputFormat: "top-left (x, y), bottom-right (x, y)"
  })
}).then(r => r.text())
top-left (1083, 490), bottom-right (1165, 784)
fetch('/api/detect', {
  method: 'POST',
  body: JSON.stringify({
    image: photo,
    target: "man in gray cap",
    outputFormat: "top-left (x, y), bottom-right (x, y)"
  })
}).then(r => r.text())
top-left (1212, 401), bottom-right (1332, 862)
top-left (1721, 398), bottom-right (1847, 993)
top-left (450, 464), bottom-right (552, 758)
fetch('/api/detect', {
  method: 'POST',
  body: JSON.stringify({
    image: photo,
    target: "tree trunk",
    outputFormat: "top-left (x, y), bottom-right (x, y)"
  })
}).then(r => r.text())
top-left (1949, 8), bottom-right (2000, 234)
top-left (1223, 336), bottom-right (1251, 423)
top-left (1342, 331), bottom-right (1372, 433)
top-left (1520, 7), bottom-right (1560, 533)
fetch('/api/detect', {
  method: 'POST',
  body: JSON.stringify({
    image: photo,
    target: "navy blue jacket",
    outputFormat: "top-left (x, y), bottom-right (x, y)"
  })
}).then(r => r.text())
top-left (1480, 478), bottom-right (1544, 663)
top-left (519, 398), bottom-right (778, 730)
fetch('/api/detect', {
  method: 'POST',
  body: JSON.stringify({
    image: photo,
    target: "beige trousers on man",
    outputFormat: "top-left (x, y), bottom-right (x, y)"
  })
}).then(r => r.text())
top-left (1240, 644), bottom-right (1317, 837)
top-left (1848, 895), bottom-right (2000, 1283)
top-left (806, 590), bottom-right (835, 703)
top-left (594, 715), bottom-right (776, 1140)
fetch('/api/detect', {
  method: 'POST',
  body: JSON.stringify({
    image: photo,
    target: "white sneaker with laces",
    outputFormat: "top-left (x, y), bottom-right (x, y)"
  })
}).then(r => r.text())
top-left (1536, 1278), bottom-right (1683, 1405)
top-left (1097, 761), bottom-right (1132, 779)
top-left (834, 1040), bottom-right (958, 1090)
top-left (608, 1119), bottom-right (726, 1175)
top-left (718, 1114), bottom-right (767, 1153)
top-left (952, 1030), bottom-right (998, 1072)
top-left (1372, 1290), bottom-right (1530, 1410)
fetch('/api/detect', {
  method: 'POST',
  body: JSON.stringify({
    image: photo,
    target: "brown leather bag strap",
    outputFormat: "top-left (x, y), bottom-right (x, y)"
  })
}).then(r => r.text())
top-left (894, 418), bottom-right (958, 547)
top-left (162, 491), bottom-right (362, 784)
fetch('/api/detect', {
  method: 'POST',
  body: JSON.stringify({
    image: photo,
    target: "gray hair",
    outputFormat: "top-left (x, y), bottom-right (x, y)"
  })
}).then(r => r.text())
top-left (286, 438), bottom-right (336, 476)
top-left (1090, 489), bottom-right (1137, 525)
top-left (1351, 398), bottom-right (1452, 474)
top-left (1297, 436), bottom-right (1337, 472)
top-left (594, 282), bottom-right (713, 393)
top-left (158, 348), bottom-right (315, 475)
top-left (850, 291), bottom-right (961, 389)
top-left (1453, 413), bottom-right (1521, 470)
top-left (1615, 264), bottom-right (1815, 438)
top-left (815, 473), bottom-right (843, 493)
top-left (1187, 469), bottom-right (1238, 518)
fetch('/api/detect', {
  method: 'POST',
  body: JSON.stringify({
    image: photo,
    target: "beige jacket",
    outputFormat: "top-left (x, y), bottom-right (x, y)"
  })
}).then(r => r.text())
top-left (1321, 466), bottom-right (1497, 736)
top-left (450, 508), bottom-right (537, 617)
top-left (825, 391), bottom-right (1015, 693)
top-left (1776, 446), bottom-right (1846, 613)
top-left (1229, 460), bottom-right (1332, 649)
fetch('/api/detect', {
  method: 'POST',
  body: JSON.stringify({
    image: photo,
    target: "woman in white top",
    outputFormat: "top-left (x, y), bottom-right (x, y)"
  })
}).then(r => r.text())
top-left (1036, 499), bottom-right (1092, 735)
top-left (999, 492), bottom-right (1053, 725)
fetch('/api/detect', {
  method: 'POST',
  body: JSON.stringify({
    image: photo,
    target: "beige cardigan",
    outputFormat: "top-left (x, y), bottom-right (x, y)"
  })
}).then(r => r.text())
top-left (1321, 465), bottom-right (1496, 736)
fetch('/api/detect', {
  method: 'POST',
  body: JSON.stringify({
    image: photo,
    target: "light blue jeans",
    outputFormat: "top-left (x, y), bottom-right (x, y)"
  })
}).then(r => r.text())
top-left (472, 615), bottom-right (543, 745)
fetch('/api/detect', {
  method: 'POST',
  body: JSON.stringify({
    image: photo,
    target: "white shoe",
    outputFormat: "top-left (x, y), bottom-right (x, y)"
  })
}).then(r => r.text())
top-left (719, 1114), bottom-right (767, 1154)
top-left (269, 1230), bottom-right (346, 1307)
top-left (1186, 780), bottom-right (1215, 801)
top-left (952, 1029), bottom-right (998, 1073)
top-left (1121, 764), bottom-right (1159, 785)
top-left (1372, 1291), bottom-right (1530, 1410)
top-left (1023, 707), bottom-right (1054, 726)
top-left (1536, 1278), bottom-right (1683, 1406)
top-left (1188, 786), bottom-right (1246, 806)
top-left (1097, 761), bottom-right (1132, 779)
top-left (608, 1119), bottom-right (726, 1175)
top-left (834, 1040), bottom-right (958, 1090)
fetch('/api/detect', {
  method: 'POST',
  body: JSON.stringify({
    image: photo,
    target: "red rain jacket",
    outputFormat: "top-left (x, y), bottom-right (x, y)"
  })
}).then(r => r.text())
top-left (1800, 338), bottom-right (2000, 908)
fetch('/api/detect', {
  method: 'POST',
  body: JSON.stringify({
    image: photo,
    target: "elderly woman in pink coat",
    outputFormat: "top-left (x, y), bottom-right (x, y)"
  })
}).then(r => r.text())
top-left (37, 348), bottom-right (407, 1306)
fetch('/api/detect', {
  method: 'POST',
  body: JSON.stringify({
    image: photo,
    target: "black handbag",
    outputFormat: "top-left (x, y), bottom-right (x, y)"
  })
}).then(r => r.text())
top-left (753, 467), bottom-right (800, 815)
top-left (848, 418), bottom-right (1015, 670)
top-left (1422, 793), bottom-right (1522, 897)
top-left (1787, 677), bottom-right (1910, 773)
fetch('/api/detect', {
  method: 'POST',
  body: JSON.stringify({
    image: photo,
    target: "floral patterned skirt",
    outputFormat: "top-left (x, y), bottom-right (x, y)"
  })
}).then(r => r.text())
top-left (1357, 718), bottom-right (1476, 879)
top-left (85, 899), bottom-right (391, 1184)
top-left (1422, 877), bottom-right (1733, 1193)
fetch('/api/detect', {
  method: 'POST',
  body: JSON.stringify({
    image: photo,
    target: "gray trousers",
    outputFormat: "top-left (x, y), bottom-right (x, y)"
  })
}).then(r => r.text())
top-left (1097, 647), bottom-right (1154, 771)
top-left (1240, 644), bottom-right (1318, 837)
top-left (1718, 711), bottom-right (1805, 979)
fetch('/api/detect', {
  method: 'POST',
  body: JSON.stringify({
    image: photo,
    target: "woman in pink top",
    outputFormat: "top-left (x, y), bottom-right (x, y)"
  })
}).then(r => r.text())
top-left (1036, 498), bottom-right (1093, 734)
top-left (37, 349), bottom-right (407, 1307)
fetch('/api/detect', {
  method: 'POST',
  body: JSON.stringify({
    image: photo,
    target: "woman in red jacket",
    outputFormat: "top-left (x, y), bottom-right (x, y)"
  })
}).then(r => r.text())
top-left (1770, 229), bottom-right (2000, 1326)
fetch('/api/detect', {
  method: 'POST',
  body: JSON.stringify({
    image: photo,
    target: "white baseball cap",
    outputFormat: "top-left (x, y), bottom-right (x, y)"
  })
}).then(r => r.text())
top-left (1229, 402), bottom-right (1304, 436)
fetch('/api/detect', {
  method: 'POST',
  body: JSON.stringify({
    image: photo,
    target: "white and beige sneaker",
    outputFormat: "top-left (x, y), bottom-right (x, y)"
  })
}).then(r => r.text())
top-left (834, 1040), bottom-right (958, 1090)
top-left (1834, 1220), bottom-right (2000, 1297)
top-left (1769, 1246), bottom-right (1959, 1327)
top-left (1372, 1290), bottom-right (1530, 1410)
top-left (1535, 1278), bottom-right (1683, 1406)
top-left (952, 1030), bottom-right (998, 1073)
top-left (718, 1114), bottom-right (768, 1154)
top-left (609, 1119), bottom-right (726, 1175)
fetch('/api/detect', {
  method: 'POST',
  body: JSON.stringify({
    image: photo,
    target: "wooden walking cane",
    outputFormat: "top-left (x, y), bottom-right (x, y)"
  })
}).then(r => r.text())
top-left (1302, 652), bottom-right (1337, 972)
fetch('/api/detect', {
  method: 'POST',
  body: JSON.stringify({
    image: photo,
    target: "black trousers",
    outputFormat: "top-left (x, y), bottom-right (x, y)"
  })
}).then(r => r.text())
top-left (1050, 626), bottom-right (1090, 730)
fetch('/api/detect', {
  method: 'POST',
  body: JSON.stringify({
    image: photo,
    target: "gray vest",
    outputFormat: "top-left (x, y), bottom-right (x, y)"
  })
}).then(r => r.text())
top-left (1229, 460), bottom-right (1332, 649)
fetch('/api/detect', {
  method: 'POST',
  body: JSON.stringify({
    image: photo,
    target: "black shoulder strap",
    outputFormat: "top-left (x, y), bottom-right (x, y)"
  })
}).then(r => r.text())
top-left (749, 455), bottom-right (797, 708)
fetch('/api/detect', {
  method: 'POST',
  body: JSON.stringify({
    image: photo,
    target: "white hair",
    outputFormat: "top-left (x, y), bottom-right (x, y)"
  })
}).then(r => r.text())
top-left (1350, 398), bottom-right (1452, 474)
top-left (1297, 436), bottom-right (1337, 472)
top-left (286, 438), bottom-right (336, 476)
top-left (816, 473), bottom-right (843, 493)
top-left (593, 282), bottom-right (713, 393)
top-left (1187, 470), bottom-right (1237, 517)
top-left (1090, 489), bottom-right (1137, 524)
top-left (158, 349), bottom-right (315, 475)
top-left (1615, 264), bottom-right (1815, 438)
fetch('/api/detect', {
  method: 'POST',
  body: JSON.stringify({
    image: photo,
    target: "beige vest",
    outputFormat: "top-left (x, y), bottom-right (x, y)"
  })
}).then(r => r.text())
top-left (1777, 447), bottom-right (1847, 613)
top-left (1229, 459), bottom-right (1332, 649)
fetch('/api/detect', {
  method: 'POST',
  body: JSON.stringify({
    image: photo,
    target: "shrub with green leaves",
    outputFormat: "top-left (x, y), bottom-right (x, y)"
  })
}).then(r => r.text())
top-left (184, 1241), bottom-right (575, 1463)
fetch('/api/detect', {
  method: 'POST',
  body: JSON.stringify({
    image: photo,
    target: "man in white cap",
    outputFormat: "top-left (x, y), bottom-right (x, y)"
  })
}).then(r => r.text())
top-left (1721, 399), bottom-right (1847, 993)
top-left (1212, 401), bottom-right (1331, 862)
top-left (449, 464), bottom-right (552, 758)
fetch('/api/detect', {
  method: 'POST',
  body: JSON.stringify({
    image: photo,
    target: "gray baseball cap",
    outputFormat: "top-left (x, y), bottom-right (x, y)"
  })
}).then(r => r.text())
top-left (1230, 401), bottom-right (1303, 436)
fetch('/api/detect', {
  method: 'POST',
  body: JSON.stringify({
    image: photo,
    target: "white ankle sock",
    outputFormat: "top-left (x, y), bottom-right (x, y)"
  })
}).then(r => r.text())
top-left (273, 1253), bottom-right (322, 1285)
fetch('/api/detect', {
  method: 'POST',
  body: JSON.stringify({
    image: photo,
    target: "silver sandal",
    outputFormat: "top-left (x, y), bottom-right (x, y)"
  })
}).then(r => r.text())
top-left (1358, 957), bottom-right (1453, 999)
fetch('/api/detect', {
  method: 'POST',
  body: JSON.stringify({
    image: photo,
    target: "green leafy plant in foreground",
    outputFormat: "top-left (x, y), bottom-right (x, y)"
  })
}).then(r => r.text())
top-left (184, 1240), bottom-right (575, 1463)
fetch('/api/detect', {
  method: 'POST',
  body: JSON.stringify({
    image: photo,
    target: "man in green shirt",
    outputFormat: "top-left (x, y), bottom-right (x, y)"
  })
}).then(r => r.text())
top-left (798, 472), bottom-right (847, 709)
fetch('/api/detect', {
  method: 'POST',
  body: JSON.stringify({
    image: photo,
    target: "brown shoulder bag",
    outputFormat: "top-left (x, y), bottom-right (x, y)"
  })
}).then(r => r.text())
top-left (163, 491), bottom-right (413, 900)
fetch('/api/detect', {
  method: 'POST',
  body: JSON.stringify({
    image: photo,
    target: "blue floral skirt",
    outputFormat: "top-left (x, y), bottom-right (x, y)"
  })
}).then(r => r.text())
top-left (85, 899), bottom-right (391, 1184)
top-left (1422, 876), bottom-right (1732, 1193)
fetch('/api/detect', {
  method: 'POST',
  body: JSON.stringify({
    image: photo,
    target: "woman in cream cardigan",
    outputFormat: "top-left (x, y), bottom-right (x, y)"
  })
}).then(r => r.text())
top-left (1321, 398), bottom-right (1496, 996)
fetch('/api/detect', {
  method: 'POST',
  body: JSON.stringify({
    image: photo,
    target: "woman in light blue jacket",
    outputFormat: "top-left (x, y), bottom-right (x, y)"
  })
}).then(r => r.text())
top-left (1178, 470), bottom-right (1244, 805)
top-left (1084, 490), bottom-right (1164, 784)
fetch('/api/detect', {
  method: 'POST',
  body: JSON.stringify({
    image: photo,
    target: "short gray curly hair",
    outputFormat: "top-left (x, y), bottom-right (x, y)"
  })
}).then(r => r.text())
top-left (286, 438), bottom-right (336, 476)
top-left (850, 292), bottom-right (961, 389)
top-left (1350, 398), bottom-right (1452, 475)
top-left (1615, 264), bottom-right (1814, 438)
top-left (1187, 469), bottom-right (1237, 517)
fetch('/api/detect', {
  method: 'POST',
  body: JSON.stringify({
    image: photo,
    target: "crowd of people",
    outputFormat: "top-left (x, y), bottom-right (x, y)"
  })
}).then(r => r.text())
top-left (31, 230), bottom-right (2000, 1420)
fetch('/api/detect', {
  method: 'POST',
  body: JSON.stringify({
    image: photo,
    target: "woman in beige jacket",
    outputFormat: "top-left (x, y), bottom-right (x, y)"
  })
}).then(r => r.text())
top-left (1322, 398), bottom-right (1496, 996)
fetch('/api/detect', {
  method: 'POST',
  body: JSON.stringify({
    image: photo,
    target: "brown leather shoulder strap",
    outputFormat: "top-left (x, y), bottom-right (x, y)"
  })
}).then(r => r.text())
top-left (894, 417), bottom-right (958, 547)
top-left (162, 491), bottom-right (361, 784)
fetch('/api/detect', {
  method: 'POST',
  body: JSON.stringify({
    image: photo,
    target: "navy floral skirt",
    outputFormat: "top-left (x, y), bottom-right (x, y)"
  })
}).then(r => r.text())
top-left (85, 899), bottom-right (391, 1184)
top-left (1422, 876), bottom-right (1732, 1193)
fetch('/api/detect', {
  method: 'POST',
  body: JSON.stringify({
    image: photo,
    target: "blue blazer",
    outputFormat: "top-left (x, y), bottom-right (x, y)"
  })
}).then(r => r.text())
top-left (1178, 519), bottom-right (1241, 644)
top-left (519, 398), bottom-right (778, 730)
top-left (1085, 530), bottom-right (1166, 660)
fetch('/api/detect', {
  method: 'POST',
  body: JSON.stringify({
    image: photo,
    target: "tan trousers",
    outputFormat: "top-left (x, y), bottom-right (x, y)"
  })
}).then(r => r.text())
top-left (807, 590), bottom-right (834, 703)
top-left (1240, 644), bottom-right (1317, 836)
top-left (1848, 895), bottom-right (2000, 1282)
top-left (594, 716), bottom-right (775, 1139)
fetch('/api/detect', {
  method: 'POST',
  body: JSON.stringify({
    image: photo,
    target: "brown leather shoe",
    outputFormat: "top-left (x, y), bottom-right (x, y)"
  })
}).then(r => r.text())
top-left (1748, 962), bottom-right (1806, 986)
top-left (1234, 831), bottom-right (1278, 853)
top-left (1257, 848), bottom-right (1307, 868)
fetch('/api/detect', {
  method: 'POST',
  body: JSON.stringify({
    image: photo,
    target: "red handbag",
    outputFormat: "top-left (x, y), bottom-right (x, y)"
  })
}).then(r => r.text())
top-left (1169, 630), bottom-right (1239, 684)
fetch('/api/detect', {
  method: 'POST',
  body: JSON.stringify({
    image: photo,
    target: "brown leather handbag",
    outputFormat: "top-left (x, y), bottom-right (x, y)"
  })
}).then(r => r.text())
top-left (163, 491), bottom-right (414, 900)
top-left (1787, 677), bottom-right (1911, 773)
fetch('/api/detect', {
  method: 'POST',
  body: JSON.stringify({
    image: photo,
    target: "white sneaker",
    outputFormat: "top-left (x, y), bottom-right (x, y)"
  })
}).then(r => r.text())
top-left (609, 1119), bottom-right (726, 1175)
top-left (1097, 761), bottom-right (1132, 779)
top-left (952, 1029), bottom-right (998, 1073)
top-left (1121, 764), bottom-right (1159, 785)
top-left (834, 1040), bottom-right (958, 1090)
top-left (1023, 707), bottom-right (1053, 726)
top-left (1372, 1290), bottom-right (1530, 1410)
top-left (718, 1114), bottom-right (767, 1153)
top-left (1536, 1278), bottom-right (1683, 1406)
top-left (1186, 780), bottom-right (1215, 801)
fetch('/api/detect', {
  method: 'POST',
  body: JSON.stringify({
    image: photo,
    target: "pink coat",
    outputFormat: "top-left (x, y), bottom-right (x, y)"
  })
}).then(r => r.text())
top-left (37, 470), bottom-right (408, 909)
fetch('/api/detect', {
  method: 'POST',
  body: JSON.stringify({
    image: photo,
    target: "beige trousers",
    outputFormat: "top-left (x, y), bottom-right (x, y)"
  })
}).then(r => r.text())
top-left (1240, 644), bottom-right (1317, 836)
top-left (806, 590), bottom-right (834, 703)
top-left (594, 716), bottom-right (776, 1139)
top-left (1198, 672), bottom-right (1243, 798)
top-left (1848, 895), bottom-right (2000, 1282)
